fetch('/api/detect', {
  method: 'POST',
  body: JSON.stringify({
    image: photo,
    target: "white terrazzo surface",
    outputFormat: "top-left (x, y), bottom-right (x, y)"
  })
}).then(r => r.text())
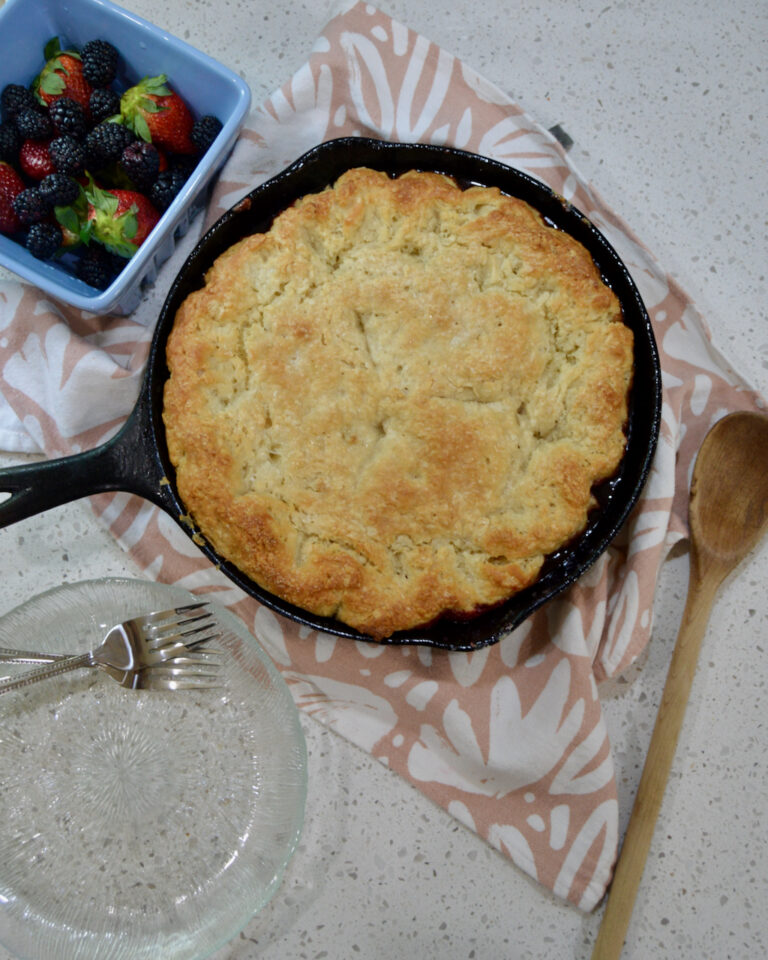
top-left (0, 1), bottom-right (766, 958)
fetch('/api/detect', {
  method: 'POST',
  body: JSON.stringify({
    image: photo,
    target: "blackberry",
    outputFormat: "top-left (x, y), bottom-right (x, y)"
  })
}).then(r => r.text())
top-left (15, 108), bottom-right (53, 141)
top-left (120, 140), bottom-right (160, 191)
top-left (76, 245), bottom-right (122, 289)
top-left (39, 173), bottom-right (80, 207)
top-left (89, 87), bottom-right (121, 124)
top-left (149, 167), bottom-right (187, 211)
top-left (81, 40), bottom-right (119, 88)
top-left (85, 121), bottom-right (134, 168)
top-left (49, 97), bottom-right (88, 140)
top-left (1, 83), bottom-right (38, 120)
top-left (12, 187), bottom-right (49, 225)
top-left (171, 154), bottom-right (198, 179)
top-left (48, 135), bottom-right (87, 176)
top-left (0, 122), bottom-right (20, 163)
top-left (26, 221), bottom-right (61, 259)
top-left (190, 115), bottom-right (222, 153)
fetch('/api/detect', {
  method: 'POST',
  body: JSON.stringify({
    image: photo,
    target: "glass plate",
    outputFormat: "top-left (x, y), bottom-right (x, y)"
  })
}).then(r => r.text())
top-left (0, 578), bottom-right (307, 960)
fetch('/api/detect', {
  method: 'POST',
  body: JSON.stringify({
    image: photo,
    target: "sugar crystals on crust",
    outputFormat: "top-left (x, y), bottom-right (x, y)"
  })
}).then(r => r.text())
top-left (163, 167), bottom-right (634, 639)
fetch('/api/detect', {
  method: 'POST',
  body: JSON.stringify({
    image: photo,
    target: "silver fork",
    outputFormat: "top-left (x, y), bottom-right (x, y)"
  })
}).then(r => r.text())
top-left (0, 602), bottom-right (216, 665)
top-left (96, 651), bottom-right (224, 691)
top-left (0, 602), bottom-right (222, 694)
top-left (0, 653), bottom-right (223, 693)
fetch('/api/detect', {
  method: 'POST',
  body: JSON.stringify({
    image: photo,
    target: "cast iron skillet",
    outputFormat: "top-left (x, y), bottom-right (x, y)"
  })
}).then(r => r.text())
top-left (0, 138), bottom-right (662, 650)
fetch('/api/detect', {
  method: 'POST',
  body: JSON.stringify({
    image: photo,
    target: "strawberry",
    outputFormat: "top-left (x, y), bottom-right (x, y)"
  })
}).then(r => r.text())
top-left (119, 75), bottom-right (197, 155)
top-left (0, 161), bottom-right (25, 233)
top-left (18, 139), bottom-right (56, 180)
top-left (84, 179), bottom-right (160, 258)
top-left (33, 38), bottom-right (92, 113)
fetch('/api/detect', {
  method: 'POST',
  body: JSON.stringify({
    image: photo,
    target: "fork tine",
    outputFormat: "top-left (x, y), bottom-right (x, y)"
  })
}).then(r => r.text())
top-left (149, 662), bottom-right (221, 678)
top-left (160, 677), bottom-right (222, 691)
top-left (131, 602), bottom-right (212, 636)
top-left (140, 672), bottom-right (223, 691)
top-left (143, 622), bottom-right (213, 651)
top-left (141, 636), bottom-right (218, 664)
top-left (142, 641), bottom-right (191, 664)
top-left (178, 626), bottom-right (222, 650)
top-left (142, 608), bottom-right (211, 629)
top-left (154, 649), bottom-right (225, 665)
top-left (153, 648), bottom-right (223, 665)
top-left (133, 602), bottom-right (210, 627)
top-left (144, 609), bottom-right (213, 634)
top-left (147, 629), bottom-right (222, 661)
top-left (142, 614), bottom-right (220, 651)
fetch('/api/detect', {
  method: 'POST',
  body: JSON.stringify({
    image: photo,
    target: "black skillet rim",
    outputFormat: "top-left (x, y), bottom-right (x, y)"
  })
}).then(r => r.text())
top-left (146, 137), bottom-right (662, 650)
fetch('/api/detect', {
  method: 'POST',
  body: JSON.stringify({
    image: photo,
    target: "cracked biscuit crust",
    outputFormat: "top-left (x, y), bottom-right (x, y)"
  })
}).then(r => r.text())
top-left (163, 167), bottom-right (634, 639)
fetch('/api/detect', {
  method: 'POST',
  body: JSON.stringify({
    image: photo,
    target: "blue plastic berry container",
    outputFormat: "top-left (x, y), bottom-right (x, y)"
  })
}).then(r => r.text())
top-left (0, 0), bottom-right (251, 316)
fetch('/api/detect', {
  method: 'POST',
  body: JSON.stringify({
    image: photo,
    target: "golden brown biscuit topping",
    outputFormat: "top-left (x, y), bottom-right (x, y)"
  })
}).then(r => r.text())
top-left (163, 167), bottom-right (634, 639)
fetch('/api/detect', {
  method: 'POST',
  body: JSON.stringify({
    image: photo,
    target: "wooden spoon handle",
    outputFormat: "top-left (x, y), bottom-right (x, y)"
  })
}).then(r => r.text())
top-left (590, 568), bottom-right (717, 959)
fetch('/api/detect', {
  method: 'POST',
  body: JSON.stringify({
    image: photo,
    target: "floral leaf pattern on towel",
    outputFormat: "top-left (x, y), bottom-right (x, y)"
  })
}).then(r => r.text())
top-left (407, 662), bottom-right (587, 798)
top-left (0, 0), bottom-right (764, 913)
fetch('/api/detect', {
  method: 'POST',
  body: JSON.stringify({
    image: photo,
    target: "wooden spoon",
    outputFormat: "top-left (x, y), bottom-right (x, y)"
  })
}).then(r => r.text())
top-left (591, 409), bottom-right (768, 960)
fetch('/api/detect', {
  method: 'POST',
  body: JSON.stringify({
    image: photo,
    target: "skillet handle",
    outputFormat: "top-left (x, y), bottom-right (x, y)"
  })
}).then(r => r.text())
top-left (0, 400), bottom-right (171, 528)
top-left (0, 444), bottom-right (117, 527)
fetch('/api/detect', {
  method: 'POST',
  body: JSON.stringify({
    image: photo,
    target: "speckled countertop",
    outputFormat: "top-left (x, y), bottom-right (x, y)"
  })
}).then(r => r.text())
top-left (0, 1), bottom-right (766, 958)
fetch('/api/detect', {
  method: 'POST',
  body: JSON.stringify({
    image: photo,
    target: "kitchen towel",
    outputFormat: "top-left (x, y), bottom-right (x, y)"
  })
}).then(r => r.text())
top-left (0, 1), bottom-right (763, 911)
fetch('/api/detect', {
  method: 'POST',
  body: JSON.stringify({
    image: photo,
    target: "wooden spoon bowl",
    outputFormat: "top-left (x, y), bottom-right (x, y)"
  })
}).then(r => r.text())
top-left (690, 411), bottom-right (768, 579)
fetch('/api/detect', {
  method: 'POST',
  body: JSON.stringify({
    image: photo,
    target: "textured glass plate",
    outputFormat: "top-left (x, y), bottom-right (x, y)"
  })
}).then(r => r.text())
top-left (0, 578), bottom-right (307, 960)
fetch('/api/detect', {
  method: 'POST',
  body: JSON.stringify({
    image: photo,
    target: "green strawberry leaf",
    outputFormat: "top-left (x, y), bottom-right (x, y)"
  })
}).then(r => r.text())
top-left (102, 237), bottom-right (137, 260)
top-left (54, 205), bottom-right (80, 236)
top-left (39, 72), bottom-right (66, 95)
top-left (133, 113), bottom-right (152, 143)
top-left (85, 180), bottom-right (120, 217)
top-left (139, 97), bottom-right (166, 114)
top-left (103, 194), bottom-right (119, 217)
top-left (102, 237), bottom-right (137, 259)
top-left (79, 220), bottom-right (94, 245)
top-left (52, 57), bottom-right (72, 76)
top-left (43, 37), bottom-right (62, 60)
top-left (121, 208), bottom-right (138, 241)
top-left (142, 75), bottom-right (172, 97)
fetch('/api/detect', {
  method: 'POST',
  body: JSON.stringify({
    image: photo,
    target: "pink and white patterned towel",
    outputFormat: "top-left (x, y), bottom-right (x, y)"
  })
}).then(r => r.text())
top-left (0, 2), bottom-right (764, 911)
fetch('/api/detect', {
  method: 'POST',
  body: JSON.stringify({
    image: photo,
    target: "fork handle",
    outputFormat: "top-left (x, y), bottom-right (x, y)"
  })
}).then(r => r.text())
top-left (0, 647), bottom-right (62, 664)
top-left (0, 652), bottom-right (93, 694)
